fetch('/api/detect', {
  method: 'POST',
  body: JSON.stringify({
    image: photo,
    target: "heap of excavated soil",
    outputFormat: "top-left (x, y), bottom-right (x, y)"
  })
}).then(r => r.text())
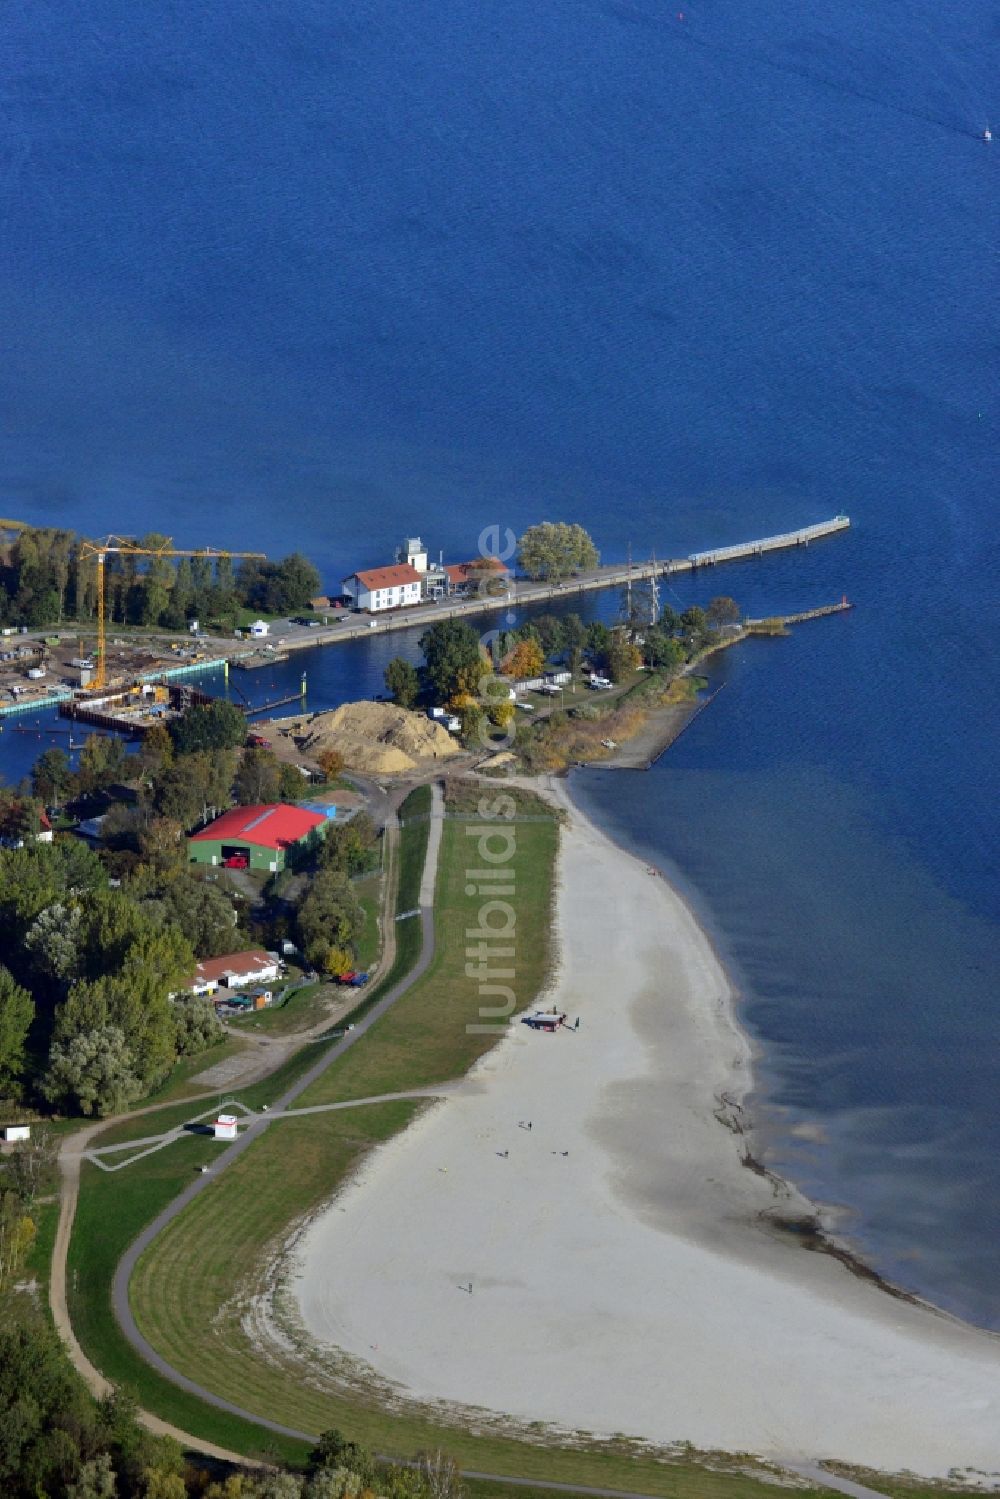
top-left (298, 701), bottom-right (462, 774)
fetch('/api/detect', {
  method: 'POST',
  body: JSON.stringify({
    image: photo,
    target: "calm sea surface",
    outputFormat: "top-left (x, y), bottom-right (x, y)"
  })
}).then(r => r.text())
top-left (3, 1), bottom-right (997, 1324)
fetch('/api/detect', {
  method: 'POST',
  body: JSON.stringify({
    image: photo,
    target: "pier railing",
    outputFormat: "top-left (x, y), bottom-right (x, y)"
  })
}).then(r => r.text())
top-left (687, 515), bottom-right (850, 567)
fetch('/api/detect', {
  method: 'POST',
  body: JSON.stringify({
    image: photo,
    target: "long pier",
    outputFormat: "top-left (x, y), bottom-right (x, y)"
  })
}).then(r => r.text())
top-left (687, 515), bottom-right (849, 567)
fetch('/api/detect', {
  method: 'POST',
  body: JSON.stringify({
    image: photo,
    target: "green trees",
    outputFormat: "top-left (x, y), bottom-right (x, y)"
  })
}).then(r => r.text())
top-left (0, 966), bottom-right (34, 1094)
top-left (77, 734), bottom-right (129, 795)
top-left (168, 700), bottom-right (246, 755)
top-left (517, 522), bottom-right (599, 580)
top-left (165, 555), bottom-right (195, 628)
top-left (234, 747), bottom-right (282, 806)
top-left (679, 605), bottom-right (711, 650)
top-left (172, 996), bottom-right (224, 1056)
top-left (319, 813), bottom-right (378, 876)
top-left (296, 871), bottom-right (363, 970)
top-left (148, 749), bottom-right (236, 830)
top-left (604, 632), bottom-right (641, 683)
top-left (6, 526), bottom-right (73, 625)
top-left (0, 1320), bottom-right (186, 1498)
top-left (237, 552), bottom-right (321, 615)
top-left (31, 746), bottom-right (73, 806)
top-left (136, 534), bottom-right (173, 625)
top-left (143, 875), bottom-right (239, 958)
top-left (707, 594), bottom-right (740, 626)
top-left (385, 656), bottom-right (419, 707)
top-left (642, 632), bottom-right (684, 670)
top-left (418, 619), bottom-right (485, 702)
top-left (0, 829), bottom-right (214, 1113)
top-left (0, 523), bottom-right (324, 632)
top-left (42, 1024), bottom-right (140, 1116)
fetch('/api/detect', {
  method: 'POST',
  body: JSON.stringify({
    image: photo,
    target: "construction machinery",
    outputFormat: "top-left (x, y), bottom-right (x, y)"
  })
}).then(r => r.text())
top-left (78, 536), bottom-right (265, 691)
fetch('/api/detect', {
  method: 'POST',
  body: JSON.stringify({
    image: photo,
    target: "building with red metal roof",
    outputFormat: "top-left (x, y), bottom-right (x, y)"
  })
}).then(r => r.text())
top-left (188, 802), bottom-right (330, 872)
top-left (443, 557), bottom-right (509, 594)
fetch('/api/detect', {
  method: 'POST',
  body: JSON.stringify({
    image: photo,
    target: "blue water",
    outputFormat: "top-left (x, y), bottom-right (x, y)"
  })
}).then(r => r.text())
top-left (3, 1), bottom-right (998, 1323)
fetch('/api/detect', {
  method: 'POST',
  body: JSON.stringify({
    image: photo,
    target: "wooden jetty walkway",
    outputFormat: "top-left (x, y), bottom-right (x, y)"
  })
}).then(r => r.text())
top-left (745, 597), bottom-right (853, 630)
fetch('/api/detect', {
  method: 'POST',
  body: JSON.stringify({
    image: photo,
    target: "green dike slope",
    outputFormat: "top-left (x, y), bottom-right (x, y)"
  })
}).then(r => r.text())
top-left (68, 1138), bottom-right (309, 1464)
top-left (296, 812), bottom-right (557, 1106)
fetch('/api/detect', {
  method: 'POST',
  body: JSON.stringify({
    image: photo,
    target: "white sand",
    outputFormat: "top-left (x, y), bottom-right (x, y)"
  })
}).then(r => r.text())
top-left (291, 789), bottom-right (1000, 1479)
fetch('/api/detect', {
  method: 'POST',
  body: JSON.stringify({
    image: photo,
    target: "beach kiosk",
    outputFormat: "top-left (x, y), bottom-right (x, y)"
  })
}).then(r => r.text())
top-left (212, 1113), bottom-right (238, 1141)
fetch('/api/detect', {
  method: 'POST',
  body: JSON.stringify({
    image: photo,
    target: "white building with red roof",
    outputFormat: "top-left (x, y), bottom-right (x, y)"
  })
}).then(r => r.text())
top-left (184, 948), bottom-right (282, 996)
top-left (341, 563), bottom-right (423, 613)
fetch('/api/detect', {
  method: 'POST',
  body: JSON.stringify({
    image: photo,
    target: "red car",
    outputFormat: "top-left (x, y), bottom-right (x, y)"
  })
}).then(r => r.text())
top-left (247, 733), bottom-right (271, 748)
top-left (223, 853), bottom-right (249, 869)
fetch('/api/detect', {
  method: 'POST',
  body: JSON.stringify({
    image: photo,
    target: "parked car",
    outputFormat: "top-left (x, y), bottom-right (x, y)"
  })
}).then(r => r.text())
top-left (223, 853), bottom-right (250, 869)
top-left (588, 675), bottom-right (613, 690)
top-left (247, 733), bottom-right (271, 748)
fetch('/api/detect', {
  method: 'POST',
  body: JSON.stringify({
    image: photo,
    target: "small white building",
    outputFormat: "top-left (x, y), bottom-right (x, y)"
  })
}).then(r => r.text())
top-left (2, 1125), bottom-right (31, 1142)
top-left (249, 619), bottom-right (269, 638)
top-left (212, 1113), bottom-right (238, 1141)
top-left (341, 564), bottom-right (423, 614)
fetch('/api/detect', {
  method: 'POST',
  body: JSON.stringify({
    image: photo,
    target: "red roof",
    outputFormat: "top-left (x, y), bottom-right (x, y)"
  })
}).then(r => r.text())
top-left (191, 950), bottom-right (278, 985)
top-left (345, 563), bottom-right (422, 591)
top-left (444, 558), bottom-right (509, 585)
top-left (189, 803), bottom-right (326, 850)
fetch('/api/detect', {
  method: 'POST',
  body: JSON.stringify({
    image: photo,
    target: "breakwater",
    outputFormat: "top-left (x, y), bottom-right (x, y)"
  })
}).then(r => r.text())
top-left (596, 598), bottom-right (852, 770)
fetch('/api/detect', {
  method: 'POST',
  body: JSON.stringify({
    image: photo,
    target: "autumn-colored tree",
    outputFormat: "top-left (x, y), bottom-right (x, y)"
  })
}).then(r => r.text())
top-left (500, 637), bottom-right (544, 680)
top-left (488, 700), bottom-right (516, 728)
top-left (137, 817), bottom-right (186, 880)
top-left (323, 946), bottom-right (354, 978)
top-left (316, 748), bottom-right (345, 781)
top-left (605, 634), bottom-right (642, 683)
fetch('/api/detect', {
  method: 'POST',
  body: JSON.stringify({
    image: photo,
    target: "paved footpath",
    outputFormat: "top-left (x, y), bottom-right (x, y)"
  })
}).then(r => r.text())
top-left (104, 783), bottom-right (444, 1435)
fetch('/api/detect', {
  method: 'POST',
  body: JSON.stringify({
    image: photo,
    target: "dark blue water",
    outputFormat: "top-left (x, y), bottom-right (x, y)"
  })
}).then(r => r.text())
top-left (3, 0), bottom-right (997, 1323)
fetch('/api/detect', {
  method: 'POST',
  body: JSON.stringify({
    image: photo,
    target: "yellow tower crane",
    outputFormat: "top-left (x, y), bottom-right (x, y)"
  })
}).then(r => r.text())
top-left (78, 536), bottom-right (266, 691)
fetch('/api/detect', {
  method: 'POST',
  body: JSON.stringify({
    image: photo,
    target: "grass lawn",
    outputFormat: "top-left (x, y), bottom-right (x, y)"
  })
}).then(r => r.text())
top-left (226, 981), bottom-right (340, 1037)
top-left (354, 874), bottom-right (383, 971)
top-left (127, 1105), bottom-right (817, 1499)
top-left (68, 1137), bottom-right (310, 1465)
top-left (298, 813), bottom-right (558, 1106)
top-left (138, 1035), bottom-right (250, 1106)
top-left (90, 1097), bottom-right (228, 1149)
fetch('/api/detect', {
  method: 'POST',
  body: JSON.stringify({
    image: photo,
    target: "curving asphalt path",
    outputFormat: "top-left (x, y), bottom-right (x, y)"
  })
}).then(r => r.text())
top-left (108, 783), bottom-right (443, 1431)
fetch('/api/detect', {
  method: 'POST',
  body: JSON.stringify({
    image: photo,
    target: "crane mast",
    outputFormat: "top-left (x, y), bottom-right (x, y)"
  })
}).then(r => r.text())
top-left (78, 536), bottom-right (265, 691)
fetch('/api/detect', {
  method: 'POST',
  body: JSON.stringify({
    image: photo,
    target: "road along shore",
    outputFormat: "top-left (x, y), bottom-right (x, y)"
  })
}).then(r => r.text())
top-left (289, 779), bottom-right (1000, 1480)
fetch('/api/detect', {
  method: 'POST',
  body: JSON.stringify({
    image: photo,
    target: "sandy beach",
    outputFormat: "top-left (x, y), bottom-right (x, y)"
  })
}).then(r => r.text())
top-left (290, 784), bottom-right (1000, 1479)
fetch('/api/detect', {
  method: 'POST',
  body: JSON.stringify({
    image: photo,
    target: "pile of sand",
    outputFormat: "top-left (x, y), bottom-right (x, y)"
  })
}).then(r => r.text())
top-left (299, 701), bottom-right (462, 774)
